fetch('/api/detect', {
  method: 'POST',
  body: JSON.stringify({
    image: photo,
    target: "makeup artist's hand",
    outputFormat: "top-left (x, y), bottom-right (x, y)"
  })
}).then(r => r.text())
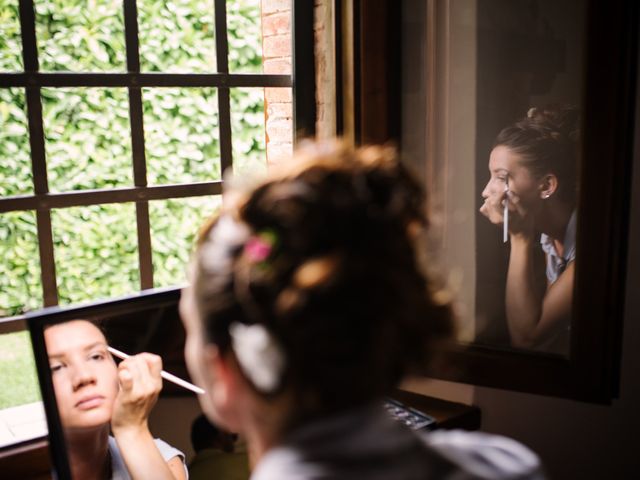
top-left (111, 353), bottom-right (163, 434)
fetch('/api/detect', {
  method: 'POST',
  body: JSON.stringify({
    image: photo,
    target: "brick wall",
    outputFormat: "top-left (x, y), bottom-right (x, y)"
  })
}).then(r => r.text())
top-left (261, 0), bottom-right (293, 167)
top-left (261, 0), bottom-right (335, 167)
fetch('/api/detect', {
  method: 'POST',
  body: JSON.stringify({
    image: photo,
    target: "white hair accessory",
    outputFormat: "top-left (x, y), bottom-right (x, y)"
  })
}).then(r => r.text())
top-left (199, 215), bottom-right (250, 273)
top-left (229, 322), bottom-right (285, 393)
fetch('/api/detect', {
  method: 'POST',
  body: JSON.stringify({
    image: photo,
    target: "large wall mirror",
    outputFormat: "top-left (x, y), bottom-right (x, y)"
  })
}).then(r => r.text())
top-left (340, 0), bottom-right (638, 402)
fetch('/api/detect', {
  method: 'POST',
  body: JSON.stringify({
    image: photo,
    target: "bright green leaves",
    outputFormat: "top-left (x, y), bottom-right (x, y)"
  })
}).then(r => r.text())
top-left (35, 0), bottom-right (126, 72)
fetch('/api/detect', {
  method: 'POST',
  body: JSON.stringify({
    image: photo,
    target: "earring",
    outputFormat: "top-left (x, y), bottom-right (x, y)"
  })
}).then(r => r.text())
top-left (543, 193), bottom-right (551, 199)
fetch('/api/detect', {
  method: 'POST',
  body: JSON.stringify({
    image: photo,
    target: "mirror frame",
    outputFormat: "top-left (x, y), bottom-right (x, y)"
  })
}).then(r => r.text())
top-left (24, 286), bottom-right (182, 479)
top-left (337, 0), bottom-right (638, 402)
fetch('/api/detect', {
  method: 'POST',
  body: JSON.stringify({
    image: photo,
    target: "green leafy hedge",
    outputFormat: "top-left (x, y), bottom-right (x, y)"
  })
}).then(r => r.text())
top-left (0, 0), bottom-right (268, 316)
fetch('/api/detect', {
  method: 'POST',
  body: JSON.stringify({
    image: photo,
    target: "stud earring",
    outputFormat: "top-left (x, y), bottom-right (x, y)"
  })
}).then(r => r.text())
top-left (543, 193), bottom-right (550, 199)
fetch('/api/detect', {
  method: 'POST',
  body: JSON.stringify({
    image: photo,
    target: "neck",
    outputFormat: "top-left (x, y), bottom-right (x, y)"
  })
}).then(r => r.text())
top-left (538, 200), bottom-right (574, 247)
top-left (64, 425), bottom-right (110, 480)
top-left (241, 394), bottom-right (294, 469)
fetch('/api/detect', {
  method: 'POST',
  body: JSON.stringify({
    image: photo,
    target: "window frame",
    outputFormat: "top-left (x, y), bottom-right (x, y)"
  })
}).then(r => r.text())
top-left (0, 0), bottom-right (315, 317)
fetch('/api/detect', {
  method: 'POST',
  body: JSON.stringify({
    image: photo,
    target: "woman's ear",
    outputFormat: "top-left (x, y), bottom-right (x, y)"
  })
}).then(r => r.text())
top-left (203, 345), bottom-right (244, 431)
top-left (204, 345), bottom-right (232, 406)
top-left (539, 173), bottom-right (559, 199)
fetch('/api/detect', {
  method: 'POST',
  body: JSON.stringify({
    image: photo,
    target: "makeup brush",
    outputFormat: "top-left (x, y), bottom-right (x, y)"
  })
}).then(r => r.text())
top-left (107, 346), bottom-right (205, 395)
top-left (503, 176), bottom-right (509, 243)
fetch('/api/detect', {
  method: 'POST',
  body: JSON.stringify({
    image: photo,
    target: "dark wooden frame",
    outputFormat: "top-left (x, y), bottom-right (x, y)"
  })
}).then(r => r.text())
top-left (340, 0), bottom-right (638, 402)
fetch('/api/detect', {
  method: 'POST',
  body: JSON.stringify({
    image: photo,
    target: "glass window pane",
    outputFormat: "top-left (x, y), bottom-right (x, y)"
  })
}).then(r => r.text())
top-left (143, 87), bottom-right (221, 185)
top-left (42, 87), bottom-right (132, 192)
top-left (0, 331), bottom-right (41, 410)
top-left (228, 0), bottom-right (264, 73)
top-left (230, 87), bottom-right (270, 177)
top-left (35, 0), bottom-right (126, 72)
top-left (52, 204), bottom-right (139, 306)
top-left (0, 88), bottom-right (33, 197)
top-left (138, 0), bottom-right (216, 73)
top-left (0, 211), bottom-right (42, 317)
top-left (0, 2), bottom-right (23, 72)
top-left (150, 195), bottom-right (222, 288)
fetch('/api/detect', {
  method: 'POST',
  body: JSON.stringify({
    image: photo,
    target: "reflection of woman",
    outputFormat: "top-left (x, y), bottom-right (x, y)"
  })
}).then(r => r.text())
top-left (180, 141), bottom-right (544, 479)
top-left (44, 320), bottom-right (187, 480)
top-left (480, 106), bottom-right (579, 353)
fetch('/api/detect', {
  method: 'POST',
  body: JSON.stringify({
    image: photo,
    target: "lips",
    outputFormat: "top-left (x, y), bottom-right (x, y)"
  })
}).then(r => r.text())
top-left (75, 395), bottom-right (105, 410)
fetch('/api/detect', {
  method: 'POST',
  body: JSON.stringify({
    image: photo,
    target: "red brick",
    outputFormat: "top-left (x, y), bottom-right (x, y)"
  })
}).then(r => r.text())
top-left (266, 102), bottom-right (292, 119)
top-left (265, 87), bottom-right (292, 103)
top-left (264, 58), bottom-right (292, 74)
top-left (263, 34), bottom-right (291, 58)
top-left (266, 118), bottom-right (293, 144)
top-left (262, 0), bottom-right (291, 15)
top-left (262, 12), bottom-right (291, 37)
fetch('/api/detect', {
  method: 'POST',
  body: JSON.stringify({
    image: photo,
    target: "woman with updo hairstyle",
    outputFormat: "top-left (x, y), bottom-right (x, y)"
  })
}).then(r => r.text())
top-left (180, 140), bottom-right (544, 479)
top-left (480, 105), bottom-right (579, 354)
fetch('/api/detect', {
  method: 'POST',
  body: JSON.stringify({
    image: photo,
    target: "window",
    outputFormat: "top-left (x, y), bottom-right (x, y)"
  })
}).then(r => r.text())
top-left (0, 0), bottom-right (314, 317)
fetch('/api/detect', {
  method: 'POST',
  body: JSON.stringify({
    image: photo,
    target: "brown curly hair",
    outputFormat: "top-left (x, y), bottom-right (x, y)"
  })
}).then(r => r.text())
top-left (192, 140), bottom-right (453, 417)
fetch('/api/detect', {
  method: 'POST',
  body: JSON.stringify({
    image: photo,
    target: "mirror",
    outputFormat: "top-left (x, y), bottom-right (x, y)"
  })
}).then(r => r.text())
top-left (343, 0), bottom-right (637, 401)
top-left (401, 0), bottom-right (585, 356)
top-left (25, 287), bottom-right (199, 479)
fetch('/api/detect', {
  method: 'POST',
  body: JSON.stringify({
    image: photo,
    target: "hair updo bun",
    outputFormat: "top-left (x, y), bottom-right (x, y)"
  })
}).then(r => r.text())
top-left (193, 140), bottom-right (453, 418)
top-left (495, 104), bottom-right (580, 202)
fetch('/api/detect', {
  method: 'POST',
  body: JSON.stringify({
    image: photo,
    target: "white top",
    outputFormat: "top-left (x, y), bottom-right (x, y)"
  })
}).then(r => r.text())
top-left (540, 210), bottom-right (577, 284)
top-left (108, 436), bottom-right (187, 480)
top-left (251, 405), bottom-right (545, 480)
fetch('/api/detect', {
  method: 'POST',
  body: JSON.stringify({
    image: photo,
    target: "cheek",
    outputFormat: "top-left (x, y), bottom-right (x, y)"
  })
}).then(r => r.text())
top-left (51, 374), bottom-right (71, 411)
top-left (96, 363), bottom-right (120, 407)
top-left (510, 178), bottom-right (539, 204)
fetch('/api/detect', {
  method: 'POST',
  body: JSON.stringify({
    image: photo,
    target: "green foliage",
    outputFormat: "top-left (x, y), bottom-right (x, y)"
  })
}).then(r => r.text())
top-left (42, 87), bottom-right (133, 191)
top-left (0, 331), bottom-right (41, 410)
top-left (227, 0), bottom-right (263, 73)
top-left (0, 1), bottom-right (23, 72)
top-left (52, 203), bottom-right (140, 306)
top-left (0, 0), bottom-right (271, 317)
top-left (0, 88), bottom-right (32, 197)
top-left (0, 211), bottom-right (42, 317)
top-left (35, 0), bottom-right (126, 72)
top-left (143, 87), bottom-right (222, 184)
top-left (150, 196), bottom-right (222, 288)
top-left (138, 0), bottom-right (216, 73)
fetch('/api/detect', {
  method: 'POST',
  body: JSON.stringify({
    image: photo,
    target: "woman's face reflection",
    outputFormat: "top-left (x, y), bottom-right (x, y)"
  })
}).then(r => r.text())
top-left (482, 145), bottom-right (543, 216)
top-left (44, 320), bottom-right (119, 431)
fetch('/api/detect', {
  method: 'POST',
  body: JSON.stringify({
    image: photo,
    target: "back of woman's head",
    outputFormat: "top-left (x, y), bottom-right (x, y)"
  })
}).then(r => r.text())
top-left (495, 104), bottom-right (580, 202)
top-left (192, 140), bottom-right (453, 417)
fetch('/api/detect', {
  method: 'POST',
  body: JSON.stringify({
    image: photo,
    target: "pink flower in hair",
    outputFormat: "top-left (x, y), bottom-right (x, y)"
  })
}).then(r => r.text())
top-left (244, 230), bottom-right (278, 264)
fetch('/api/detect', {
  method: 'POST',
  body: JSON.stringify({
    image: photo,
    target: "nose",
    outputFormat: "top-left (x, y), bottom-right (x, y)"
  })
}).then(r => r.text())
top-left (481, 179), bottom-right (492, 199)
top-left (71, 365), bottom-right (97, 391)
